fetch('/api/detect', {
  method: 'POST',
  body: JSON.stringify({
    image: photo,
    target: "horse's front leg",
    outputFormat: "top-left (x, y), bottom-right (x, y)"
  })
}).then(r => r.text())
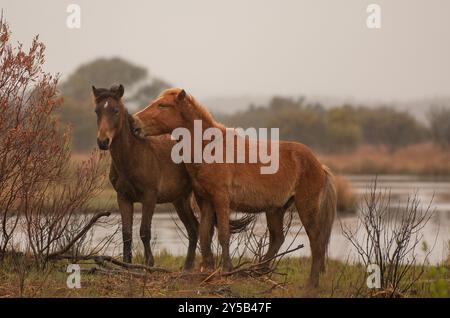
top-left (141, 194), bottom-right (156, 266)
top-left (172, 196), bottom-right (199, 271)
top-left (118, 194), bottom-right (134, 263)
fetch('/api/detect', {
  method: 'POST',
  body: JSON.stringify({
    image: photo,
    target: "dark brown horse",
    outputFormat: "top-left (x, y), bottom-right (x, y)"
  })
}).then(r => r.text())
top-left (132, 88), bottom-right (337, 287)
top-left (93, 85), bottom-right (251, 269)
top-left (93, 84), bottom-right (198, 269)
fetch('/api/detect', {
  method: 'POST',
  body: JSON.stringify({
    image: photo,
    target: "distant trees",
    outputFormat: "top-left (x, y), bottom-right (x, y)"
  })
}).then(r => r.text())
top-left (427, 106), bottom-right (450, 150)
top-left (59, 57), bottom-right (171, 152)
top-left (356, 107), bottom-right (428, 152)
top-left (325, 106), bottom-right (362, 152)
top-left (221, 97), bottom-right (429, 153)
top-left (58, 59), bottom-right (445, 154)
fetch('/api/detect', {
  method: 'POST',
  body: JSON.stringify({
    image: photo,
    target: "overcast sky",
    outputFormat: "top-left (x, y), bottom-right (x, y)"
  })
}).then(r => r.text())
top-left (2, 0), bottom-right (450, 103)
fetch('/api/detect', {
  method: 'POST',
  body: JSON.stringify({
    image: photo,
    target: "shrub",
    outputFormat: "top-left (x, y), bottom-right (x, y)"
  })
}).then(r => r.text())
top-left (0, 16), bottom-right (108, 266)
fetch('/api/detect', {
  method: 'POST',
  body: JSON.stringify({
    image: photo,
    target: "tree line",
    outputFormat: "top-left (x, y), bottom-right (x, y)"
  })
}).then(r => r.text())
top-left (219, 97), bottom-right (450, 153)
top-left (58, 58), bottom-right (450, 153)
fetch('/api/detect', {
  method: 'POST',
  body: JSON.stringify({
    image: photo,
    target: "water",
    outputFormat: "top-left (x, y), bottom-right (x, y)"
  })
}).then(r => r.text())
top-left (91, 175), bottom-right (450, 265)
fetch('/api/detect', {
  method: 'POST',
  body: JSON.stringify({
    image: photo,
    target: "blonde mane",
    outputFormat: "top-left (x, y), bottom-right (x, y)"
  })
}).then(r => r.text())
top-left (159, 88), bottom-right (225, 130)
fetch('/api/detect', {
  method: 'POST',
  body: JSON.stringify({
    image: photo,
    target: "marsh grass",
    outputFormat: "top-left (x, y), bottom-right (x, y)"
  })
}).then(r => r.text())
top-left (335, 176), bottom-right (358, 214)
top-left (319, 143), bottom-right (450, 176)
top-left (0, 251), bottom-right (448, 298)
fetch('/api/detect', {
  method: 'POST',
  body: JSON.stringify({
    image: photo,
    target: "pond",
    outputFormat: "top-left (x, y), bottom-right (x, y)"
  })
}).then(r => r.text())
top-left (91, 175), bottom-right (450, 265)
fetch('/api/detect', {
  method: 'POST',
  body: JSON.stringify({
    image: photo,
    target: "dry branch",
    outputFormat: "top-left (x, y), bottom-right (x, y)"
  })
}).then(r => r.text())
top-left (56, 254), bottom-right (171, 273)
top-left (47, 211), bottom-right (111, 259)
top-left (222, 244), bottom-right (304, 277)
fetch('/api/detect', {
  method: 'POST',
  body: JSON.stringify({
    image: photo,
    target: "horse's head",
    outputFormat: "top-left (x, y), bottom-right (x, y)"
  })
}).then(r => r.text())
top-left (92, 84), bottom-right (126, 150)
top-left (132, 88), bottom-right (188, 137)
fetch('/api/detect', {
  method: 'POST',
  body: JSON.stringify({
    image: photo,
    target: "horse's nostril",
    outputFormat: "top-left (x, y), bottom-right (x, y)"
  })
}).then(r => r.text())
top-left (97, 138), bottom-right (110, 150)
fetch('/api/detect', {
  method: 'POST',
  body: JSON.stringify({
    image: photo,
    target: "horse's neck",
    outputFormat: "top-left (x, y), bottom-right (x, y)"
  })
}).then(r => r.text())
top-left (109, 118), bottom-right (145, 169)
top-left (182, 113), bottom-right (226, 164)
top-left (185, 111), bottom-right (225, 135)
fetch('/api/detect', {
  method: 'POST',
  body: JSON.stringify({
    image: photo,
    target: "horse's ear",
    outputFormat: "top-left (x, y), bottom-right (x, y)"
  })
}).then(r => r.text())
top-left (92, 86), bottom-right (99, 97)
top-left (117, 84), bottom-right (124, 98)
top-left (110, 84), bottom-right (125, 98)
top-left (176, 89), bottom-right (186, 102)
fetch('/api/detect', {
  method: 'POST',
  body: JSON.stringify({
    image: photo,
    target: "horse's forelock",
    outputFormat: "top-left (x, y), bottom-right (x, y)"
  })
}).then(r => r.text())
top-left (94, 89), bottom-right (121, 103)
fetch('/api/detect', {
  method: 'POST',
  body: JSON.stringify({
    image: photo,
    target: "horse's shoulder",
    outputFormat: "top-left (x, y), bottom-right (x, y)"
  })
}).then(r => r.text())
top-left (109, 163), bottom-right (139, 201)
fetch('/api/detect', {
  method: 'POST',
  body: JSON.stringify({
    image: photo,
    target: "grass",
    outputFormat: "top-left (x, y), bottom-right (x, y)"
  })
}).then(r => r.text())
top-left (0, 252), bottom-right (448, 298)
top-left (319, 142), bottom-right (450, 176)
top-left (334, 175), bottom-right (358, 214)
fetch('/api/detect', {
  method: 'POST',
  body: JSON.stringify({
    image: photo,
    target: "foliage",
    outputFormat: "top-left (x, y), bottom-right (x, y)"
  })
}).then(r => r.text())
top-left (341, 180), bottom-right (434, 297)
top-left (0, 16), bottom-right (108, 266)
top-left (221, 97), bottom-right (428, 153)
top-left (427, 106), bottom-right (450, 150)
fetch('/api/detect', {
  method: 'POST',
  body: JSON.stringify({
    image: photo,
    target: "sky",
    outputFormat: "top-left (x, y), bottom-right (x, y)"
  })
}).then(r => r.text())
top-left (2, 0), bottom-right (450, 104)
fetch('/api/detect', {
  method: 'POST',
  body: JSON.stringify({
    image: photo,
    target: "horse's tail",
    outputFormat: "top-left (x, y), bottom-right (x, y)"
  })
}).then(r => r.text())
top-left (229, 214), bottom-right (256, 234)
top-left (319, 165), bottom-right (337, 258)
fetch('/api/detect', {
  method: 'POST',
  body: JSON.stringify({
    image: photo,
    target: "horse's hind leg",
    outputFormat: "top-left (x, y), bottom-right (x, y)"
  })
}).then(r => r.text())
top-left (118, 194), bottom-right (134, 263)
top-left (173, 196), bottom-right (199, 271)
top-left (141, 195), bottom-right (156, 266)
top-left (197, 197), bottom-right (215, 270)
top-left (294, 192), bottom-right (324, 289)
top-left (212, 198), bottom-right (232, 272)
top-left (263, 208), bottom-right (285, 261)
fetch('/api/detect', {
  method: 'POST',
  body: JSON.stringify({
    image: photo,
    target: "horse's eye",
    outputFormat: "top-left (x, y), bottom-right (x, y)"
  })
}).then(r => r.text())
top-left (114, 108), bottom-right (119, 115)
top-left (159, 103), bottom-right (169, 109)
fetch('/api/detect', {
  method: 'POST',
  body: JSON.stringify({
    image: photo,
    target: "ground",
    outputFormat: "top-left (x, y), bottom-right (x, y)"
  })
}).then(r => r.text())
top-left (0, 252), bottom-right (448, 298)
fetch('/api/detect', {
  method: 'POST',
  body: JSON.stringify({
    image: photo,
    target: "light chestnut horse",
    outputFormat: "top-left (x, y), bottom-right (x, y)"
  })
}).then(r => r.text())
top-left (132, 88), bottom-right (336, 287)
top-left (93, 85), bottom-right (251, 270)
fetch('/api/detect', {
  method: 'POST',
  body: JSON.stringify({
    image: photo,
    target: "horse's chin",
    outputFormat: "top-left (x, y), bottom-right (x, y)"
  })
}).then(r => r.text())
top-left (139, 128), bottom-right (158, 138)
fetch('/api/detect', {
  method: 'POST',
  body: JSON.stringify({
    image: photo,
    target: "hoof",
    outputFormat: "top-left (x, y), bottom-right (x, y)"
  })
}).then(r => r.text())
top-left (301, 279), bottom-right (319, 297)
top-left (301, 285), bottom-right (319, 298)
top-left (145, 257), bottom-right (154, 267)
top-left (221, 262), bottom-right (233, 273)
top-left (182, 264), bottom-right (194, 272)
top-left (123, 257), bottom-right (132, 264)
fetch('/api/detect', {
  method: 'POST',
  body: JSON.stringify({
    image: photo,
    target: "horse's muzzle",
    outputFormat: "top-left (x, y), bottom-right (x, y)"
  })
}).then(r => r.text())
top-left (97, 138), bottom-right (110, 150)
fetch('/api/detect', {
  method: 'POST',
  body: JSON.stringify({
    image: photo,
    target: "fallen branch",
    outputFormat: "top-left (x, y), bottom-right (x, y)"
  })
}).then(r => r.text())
top-left (56, 254), bottom-right (171, 273)
top-left (81, 267), bottom-right (148, 278)
top-left (47, 211), bottom-right (111, 259)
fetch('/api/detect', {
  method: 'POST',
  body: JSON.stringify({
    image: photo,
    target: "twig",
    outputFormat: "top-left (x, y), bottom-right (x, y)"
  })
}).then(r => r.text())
top-left (46, 211), bottom-right (111, 259)
top-left (200, 267), bottom-right (221, 284)
top-left (222, 244), bottom-right (304, 277)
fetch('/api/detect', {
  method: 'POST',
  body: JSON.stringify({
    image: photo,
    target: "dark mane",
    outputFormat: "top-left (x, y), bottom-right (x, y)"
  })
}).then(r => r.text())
top-left (125, 109), bottom-right (146, 141)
